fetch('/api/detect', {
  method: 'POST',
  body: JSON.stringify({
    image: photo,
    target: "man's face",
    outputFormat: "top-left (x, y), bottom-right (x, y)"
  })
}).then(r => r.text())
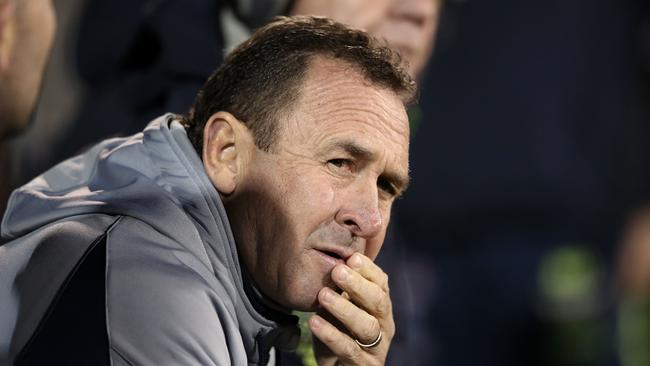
top-left (229, 58), bottom-right (410, 311)
top-left (368, 0), bottom-right (441, 77)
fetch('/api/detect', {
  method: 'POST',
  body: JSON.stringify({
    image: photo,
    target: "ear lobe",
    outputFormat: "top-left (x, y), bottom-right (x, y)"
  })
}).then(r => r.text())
top-left (203, 111), bottom-right (247, 196)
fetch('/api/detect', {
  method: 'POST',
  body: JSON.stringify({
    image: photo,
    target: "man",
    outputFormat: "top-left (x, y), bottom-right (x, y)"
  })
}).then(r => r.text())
top-left (0, 0), bottom-right (56, 215)
top-left (290, 0), bottom-right (441, 77)
top-left (0, 16), bottom-right (415, 365)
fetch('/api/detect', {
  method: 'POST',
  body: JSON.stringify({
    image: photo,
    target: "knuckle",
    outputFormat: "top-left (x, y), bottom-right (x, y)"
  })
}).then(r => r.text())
top-left (358, 316), bottom-right (380, 340)
top-left (322, 334), bottom-right (336, 345)
top-left (348, 281), bottom-right (364, 299)
top-left (384, 277), bottom-right (391, 294)
top-left (343, 339), bottom-right (361, 359)
top-left (374, 292), bottom-right (392, 317)
top-left (369, 317), bottom-right (381, 336)
top-left (339, 300), bottom-right (355, 319)
top-left (379, 272), bottom-right (389, 289)
top-left (321, 327), bottom-right (337, 344)
top-left (349, 350), bottom-right (366, 365)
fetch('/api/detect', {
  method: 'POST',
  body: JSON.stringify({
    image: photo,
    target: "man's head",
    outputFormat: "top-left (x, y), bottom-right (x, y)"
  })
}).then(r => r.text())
top-left (0, 0), bottom-right (56, 139)
top-left (185, 16), bottom-right (415, 311)
top-left (289, 0), bottom-right (443, 78)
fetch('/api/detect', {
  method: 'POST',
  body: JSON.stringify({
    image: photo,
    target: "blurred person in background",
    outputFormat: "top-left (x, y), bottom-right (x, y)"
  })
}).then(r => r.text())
top-left (617, 208), bottom-right (650, 366)
top-left (0, 0), bottom-right (55, 216)
top-left (390, 0), bottom-right (650, 365)
top-left (289, 0), bottom-right (440, 78)
top-left (615, 8), bottom-right (650, 366)
top-left (35, 0), bottom-right (440, 177)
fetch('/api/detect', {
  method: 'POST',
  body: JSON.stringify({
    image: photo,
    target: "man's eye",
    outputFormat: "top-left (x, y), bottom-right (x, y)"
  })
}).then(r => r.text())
top-left (377, 178), bottom-right (397, 197)
top-left (327, 159), bottom-right (350, 169)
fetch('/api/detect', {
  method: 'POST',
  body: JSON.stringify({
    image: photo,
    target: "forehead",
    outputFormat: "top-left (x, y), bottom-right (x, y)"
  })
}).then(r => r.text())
top-left (279, 57), bottom-right (410, 173)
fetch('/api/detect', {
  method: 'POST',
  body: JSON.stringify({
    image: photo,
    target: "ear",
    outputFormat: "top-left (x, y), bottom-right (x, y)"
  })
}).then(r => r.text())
top-left (0, 0), bottom-right (14, 72)
top-left (202, 111), bottom-right (253, 197)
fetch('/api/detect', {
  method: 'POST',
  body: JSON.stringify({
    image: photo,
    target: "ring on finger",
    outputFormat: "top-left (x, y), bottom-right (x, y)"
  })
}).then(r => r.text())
top-left (354, 330), bottom-right (382, 348)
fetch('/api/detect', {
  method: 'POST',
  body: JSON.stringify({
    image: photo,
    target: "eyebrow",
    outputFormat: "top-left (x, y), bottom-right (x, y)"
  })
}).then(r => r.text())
top-left (330, 140), bottom-right (411, 194)
top-left (334, 140), bottom-right (373, 160)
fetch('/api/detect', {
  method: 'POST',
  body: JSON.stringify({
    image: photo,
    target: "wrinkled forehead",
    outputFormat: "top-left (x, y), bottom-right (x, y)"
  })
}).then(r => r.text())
top-left (305, 55), bottom-right (413, 103)
top-left (295, 56), bottom-right (410, 131)
top-left (282, 56), bottom-right (411, 173)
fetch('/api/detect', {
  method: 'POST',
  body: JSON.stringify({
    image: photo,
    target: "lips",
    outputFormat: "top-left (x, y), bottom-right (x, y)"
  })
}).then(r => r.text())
top-left (314, 249), bottom-right (345, 267)
top-left (312, 245), bottom-right (355, 267)
top-left (320, 249), bottom-right (344, 260)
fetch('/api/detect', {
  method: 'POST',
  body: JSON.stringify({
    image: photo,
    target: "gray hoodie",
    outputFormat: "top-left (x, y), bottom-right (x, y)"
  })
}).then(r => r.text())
top-left (0, 114), bottom-right (299, 365)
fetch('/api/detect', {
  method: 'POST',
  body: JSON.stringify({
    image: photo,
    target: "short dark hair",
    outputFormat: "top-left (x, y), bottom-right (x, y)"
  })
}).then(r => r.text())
top-left (185, 15), bottom-right (416, 153)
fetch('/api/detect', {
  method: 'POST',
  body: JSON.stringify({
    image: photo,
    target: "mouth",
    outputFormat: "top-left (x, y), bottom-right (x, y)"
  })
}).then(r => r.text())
top-left (313, 248), bottom-right (349, 267)
top-left (320, 249), bottom-right (344, 260)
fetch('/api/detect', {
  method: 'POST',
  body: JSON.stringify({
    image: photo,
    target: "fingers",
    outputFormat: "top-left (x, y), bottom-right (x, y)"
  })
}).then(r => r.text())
top-left (331, 265), bottom-right (392, 321)
top-left (310, 253), bottom-right (393, 365)
top-left (347, 253), bottom-right (390, 293)
top-left (317, 287), bottom-right (381, 345)
top-left (309, 314), bottom-right (376, 366)
top-left (316, 252), bottom-right (394, 344)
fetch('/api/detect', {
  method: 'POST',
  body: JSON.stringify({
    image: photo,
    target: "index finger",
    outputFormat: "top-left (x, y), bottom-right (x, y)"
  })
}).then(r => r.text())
top-left (346, 253), bottom-right (389, 293)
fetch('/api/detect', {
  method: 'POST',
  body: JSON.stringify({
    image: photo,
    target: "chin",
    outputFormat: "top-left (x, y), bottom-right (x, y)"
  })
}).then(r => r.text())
top-left (279, 291), bottom-right (319, 312)
top-left (282, 273), bottom-right (337, 312)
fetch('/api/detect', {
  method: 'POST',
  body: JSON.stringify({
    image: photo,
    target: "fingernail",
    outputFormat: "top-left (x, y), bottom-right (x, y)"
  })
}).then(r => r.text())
top-left (349, 253), bottom-right (363, 269)
top-left (335, 266), bottom-right (349, 282)
top-left (310, 315), bottom-right (322, 329)
top-left (321, 288), bottom-right (334, 304)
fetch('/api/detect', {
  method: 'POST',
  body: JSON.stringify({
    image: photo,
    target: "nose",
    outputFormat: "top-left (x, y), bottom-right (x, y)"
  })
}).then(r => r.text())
top-left (335, 182), bottom-right (383, 239)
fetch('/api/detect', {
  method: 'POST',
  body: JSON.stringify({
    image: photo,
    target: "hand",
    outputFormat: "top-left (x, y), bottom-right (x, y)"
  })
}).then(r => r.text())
top-left (309, 253), bottom-right (394, 365)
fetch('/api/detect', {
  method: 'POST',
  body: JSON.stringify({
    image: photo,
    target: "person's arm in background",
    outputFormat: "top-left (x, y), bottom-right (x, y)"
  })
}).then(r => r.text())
top-left (618, 208), bottom-right (650, 298)
top-left (0, 0), bottom-right (55, 140)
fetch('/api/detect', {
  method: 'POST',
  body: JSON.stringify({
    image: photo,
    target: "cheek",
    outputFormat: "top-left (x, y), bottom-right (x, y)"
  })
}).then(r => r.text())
top-left (276, 170), bottom-right (338, 244)
top-left (289, 172), bottom-right (336, 214)
top-left (317, 184), bottom-right (335, 206)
